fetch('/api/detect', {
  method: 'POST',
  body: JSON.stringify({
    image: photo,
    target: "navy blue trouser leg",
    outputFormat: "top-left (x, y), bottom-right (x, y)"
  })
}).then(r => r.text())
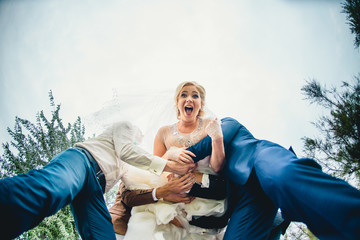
top-left (70, 160), bottom-right (115, 240)
top-left (224, 173), bottom-right (278, 240)
top-left (254, 145), bottom-right (360, 240)
top-left (0, 148), bottom-right (116, 240)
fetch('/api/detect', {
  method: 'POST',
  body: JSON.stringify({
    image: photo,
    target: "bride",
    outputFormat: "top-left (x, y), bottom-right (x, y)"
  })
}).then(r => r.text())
top-left (122, 81), bottom-right (227, 240)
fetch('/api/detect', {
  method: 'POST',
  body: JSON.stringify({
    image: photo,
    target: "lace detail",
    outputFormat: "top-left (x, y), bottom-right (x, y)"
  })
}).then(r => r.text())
top-left (171, 118), bottom-right (203, 147)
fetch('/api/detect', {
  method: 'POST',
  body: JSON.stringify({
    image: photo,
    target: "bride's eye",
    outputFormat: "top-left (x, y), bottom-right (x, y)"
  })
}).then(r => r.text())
top-left (181, 93), bottom-right (187, 98)
top-left (192, 94), bottom-right (199, 99)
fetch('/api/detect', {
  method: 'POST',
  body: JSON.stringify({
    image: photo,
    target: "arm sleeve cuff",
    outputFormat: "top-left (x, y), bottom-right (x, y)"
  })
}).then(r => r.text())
top-left (152, 188), bottom-right (159, 201)
top-left (149, 156), bottom-right (167, 176)
top-left (201, 174), bottom-right (210, 188)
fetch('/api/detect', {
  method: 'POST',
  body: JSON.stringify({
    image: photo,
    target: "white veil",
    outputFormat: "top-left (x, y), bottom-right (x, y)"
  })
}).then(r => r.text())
top-left (83, 88), bottom-right (177, 153)
top-left (83, 88), bottom-right (217, 153)
top-left (82, 89), bottom-right (180, 192)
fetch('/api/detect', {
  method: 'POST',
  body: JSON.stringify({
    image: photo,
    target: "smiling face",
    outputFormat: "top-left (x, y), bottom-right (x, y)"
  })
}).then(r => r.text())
top-left (177, 85), bottom-right (202, 121)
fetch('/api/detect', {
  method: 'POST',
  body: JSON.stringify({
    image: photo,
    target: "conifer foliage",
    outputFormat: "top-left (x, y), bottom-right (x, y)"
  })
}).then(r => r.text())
top-left (0, 91), bottom-right (85, 178)
top-left (343, 0), bottom-right (360, 48)
top-left (300, 0), bottom-right (360, 183)
top-left (301, 78), bottom-right (360, 182)
top-left (0, 91), bottom-right (85, 239)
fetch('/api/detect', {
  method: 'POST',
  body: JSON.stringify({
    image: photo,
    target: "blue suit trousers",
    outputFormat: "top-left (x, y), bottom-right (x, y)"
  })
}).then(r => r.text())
top-left (224, 144), bottom-right (360, 240)
top-left (254, 145), bottom-right (360, 239)
top-left (0, 148), bottom-right (116, 240)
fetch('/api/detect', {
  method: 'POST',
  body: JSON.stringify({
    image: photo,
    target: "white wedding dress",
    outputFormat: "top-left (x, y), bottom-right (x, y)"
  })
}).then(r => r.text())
top-left (121, 156), bottom-right (226, 240)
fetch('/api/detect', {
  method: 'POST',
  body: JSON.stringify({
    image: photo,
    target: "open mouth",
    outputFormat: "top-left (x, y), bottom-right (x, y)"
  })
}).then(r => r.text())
top-left (185, 106), bottom-right (193, 115)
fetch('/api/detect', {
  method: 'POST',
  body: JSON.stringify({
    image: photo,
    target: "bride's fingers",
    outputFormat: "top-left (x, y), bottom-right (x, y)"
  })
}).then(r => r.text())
top-left (177, 157), bottom-right (186, 164)
top-left (179, 156), bottom-right (192, 164)
top-left (179, 153), bottom-right (193, 163)
top-left (178, 156), bottom-right (191, 165)
top-left (183, 150), bottom-right (196, 158)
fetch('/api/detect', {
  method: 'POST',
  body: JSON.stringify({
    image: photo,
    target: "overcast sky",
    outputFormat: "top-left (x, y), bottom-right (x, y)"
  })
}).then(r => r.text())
top-left (0, 0), bottom-right (359, 155)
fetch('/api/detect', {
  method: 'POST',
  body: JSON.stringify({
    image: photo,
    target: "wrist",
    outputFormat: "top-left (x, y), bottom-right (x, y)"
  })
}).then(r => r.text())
top-left (194, 172), bottom-right (203, 183)
top-left (212, 136), bottom-right (223, 142)
top-left (162, 152), bottom-right (170, 160)
top-left (164, 161), bottom-right (173, 172)
top-left (156, 186), bottom-right (169, 200)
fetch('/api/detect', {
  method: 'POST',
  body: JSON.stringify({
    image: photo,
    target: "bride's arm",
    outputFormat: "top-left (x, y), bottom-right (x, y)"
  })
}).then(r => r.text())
top-left (154, 134), bottom-right (196, 174)
top-left (154, 129), bottom-right (195, 164)
top-left (153, 133), bottom-right (167, 157)
top-left (205, 119), bottom-right (225, 172)
top-left (210, 138), bottom-right (225, 172)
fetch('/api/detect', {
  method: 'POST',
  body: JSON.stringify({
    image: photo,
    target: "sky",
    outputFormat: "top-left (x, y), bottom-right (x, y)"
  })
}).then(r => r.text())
top-left (0, 0), bottom-right (359, 155)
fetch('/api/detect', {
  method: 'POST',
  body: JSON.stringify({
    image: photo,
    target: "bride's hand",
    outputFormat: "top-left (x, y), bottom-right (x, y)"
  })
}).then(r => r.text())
top-left (205, 118), bottom-right (223, 140)
top-left (164, 147), bottom-right (196, 164)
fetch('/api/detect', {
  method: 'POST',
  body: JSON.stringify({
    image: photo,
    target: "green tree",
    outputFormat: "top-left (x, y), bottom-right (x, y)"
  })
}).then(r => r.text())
top-left (301, 78), bottom-right (360, 182)
top-left (0, 91), bottom-right (85, 239)
top-left (300, 0), bottom-right (360, 184)
top-left (301, 0), bottom-right (360, 182)
top-left (343, 0), bottom-right (360, 48)
top-left (289, 2), bottom-right (360, 239)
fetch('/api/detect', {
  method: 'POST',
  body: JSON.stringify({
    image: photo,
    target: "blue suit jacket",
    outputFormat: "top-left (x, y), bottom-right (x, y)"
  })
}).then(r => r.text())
top-left (188, 117), bottom-right (320, 187)
top-left (186, 117), bottom-right (258, 229)
top-left (187, 117), bottom-right (258, 185)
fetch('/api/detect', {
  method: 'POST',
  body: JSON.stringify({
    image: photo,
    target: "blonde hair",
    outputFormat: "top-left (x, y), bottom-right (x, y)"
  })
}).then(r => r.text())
top-left (174, 81), bottom-right (206, 119)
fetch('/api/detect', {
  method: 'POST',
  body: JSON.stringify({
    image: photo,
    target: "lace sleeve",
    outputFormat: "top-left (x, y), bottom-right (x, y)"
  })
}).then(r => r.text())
top-left (155, 125), bottom-right (173, 151)
top-left (155, 126), bottom-right (170, 145)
